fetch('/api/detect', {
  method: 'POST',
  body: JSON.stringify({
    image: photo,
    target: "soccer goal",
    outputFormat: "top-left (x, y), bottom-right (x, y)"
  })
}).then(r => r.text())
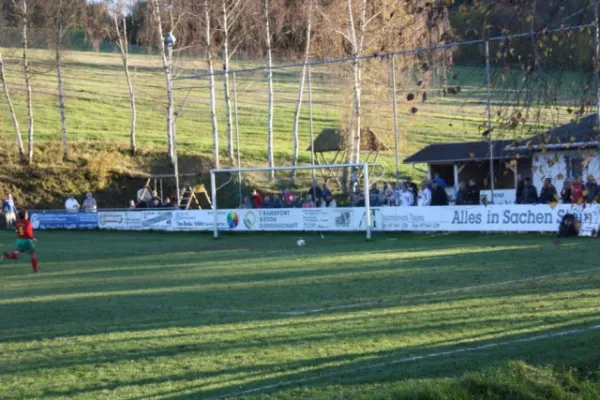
top-left (209, 163), bottom-right (373, 240)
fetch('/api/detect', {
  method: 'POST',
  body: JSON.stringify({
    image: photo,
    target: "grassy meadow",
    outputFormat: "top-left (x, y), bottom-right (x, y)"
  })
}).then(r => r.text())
top-left (0, 231), bottom-right (599, 398)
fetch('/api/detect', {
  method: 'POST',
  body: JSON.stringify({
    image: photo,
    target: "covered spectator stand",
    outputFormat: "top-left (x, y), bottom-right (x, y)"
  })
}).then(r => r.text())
top-left (404, 140), bottom-right (528, 201)
top-left (308, 128), bottom-right (389, 188)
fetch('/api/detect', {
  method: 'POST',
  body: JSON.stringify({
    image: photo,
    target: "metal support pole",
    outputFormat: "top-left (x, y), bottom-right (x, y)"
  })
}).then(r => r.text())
top-left (160, 179), bottom-right (164, 203)
top-left (594, 0), bottom-right (600, 121)
top-left (308, 64), bottom-right (315, 182)
top-left (391, 56), bottom-right (400, 180)
top-left (211, 171), bottom-right (218, 239)
top-left (363, 163), bottom-right (371, 241)
top-left (485, 40), bottom-right (495, 198)
top-left (233, 72), bottom-right (242, 205)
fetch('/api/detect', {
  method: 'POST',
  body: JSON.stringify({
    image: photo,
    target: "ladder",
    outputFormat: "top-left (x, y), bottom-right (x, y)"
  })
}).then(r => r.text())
top-left (178, 185), bottom-right (212, 210)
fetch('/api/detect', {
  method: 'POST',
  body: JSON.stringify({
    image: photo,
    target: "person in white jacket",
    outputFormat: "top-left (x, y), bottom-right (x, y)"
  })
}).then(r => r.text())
top-left (400, 184), bottom-right (415, 207)
top-left (419, 181), bottom-right (432, 207)
top-left (65, 195), bottom-right (80, 212)
top-left (321, 194), bottom-right (337, 208)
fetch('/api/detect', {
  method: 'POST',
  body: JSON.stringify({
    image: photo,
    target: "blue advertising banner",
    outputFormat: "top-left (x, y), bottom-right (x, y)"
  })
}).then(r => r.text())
top-left (30, 212), bottom-right (98, 230)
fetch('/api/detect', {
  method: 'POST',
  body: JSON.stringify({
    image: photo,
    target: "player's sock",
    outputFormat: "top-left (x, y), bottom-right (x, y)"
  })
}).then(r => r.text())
top-left (5, 252), bottom-right (18, 260)
top-left (31, 258), bottom-right (39, 273)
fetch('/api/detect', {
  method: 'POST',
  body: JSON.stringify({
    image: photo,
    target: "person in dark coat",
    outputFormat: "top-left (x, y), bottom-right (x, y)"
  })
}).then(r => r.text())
top-left (406, 177), bottom-right (419, 206)
top-left (521, 178), bottom-right (538, 204)
top-left (539, 178), bottom-right (558, 204)
top-left (455, 182), bottom-right (468, 205)
top-left (560, 179), bottom-right (572, 204)
top-left (431, 181), bottom-right (449, 206)
top-left (465, 179), bottom-right (480, 205)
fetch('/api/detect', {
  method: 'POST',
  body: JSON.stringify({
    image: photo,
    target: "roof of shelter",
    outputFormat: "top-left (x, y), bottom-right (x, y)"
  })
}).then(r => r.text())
top-left (404, 140), bottom-right (515, 164)
top-left (308, 128), bottom-right (389, 153)
top-left (509, 114), bottom-right (600, 150)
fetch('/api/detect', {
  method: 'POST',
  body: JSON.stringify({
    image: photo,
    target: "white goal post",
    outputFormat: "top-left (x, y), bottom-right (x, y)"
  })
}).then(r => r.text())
top-left (210, 163), bottom-right (372, 240)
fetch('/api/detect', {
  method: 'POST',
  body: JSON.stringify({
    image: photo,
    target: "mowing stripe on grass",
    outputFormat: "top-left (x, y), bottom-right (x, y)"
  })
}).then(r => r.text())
top-left (216, 323), bottom-right (600, 399)
top-left (198, 266), bottom-right (600, 316)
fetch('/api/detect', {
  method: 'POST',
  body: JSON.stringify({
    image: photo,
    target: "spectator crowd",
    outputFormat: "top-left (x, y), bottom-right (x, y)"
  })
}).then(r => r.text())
top-left (515, 175), bottom-right (600, 205)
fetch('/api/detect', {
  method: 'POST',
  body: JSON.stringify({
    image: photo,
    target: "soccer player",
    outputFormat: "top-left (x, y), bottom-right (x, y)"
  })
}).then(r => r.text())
top-left (1, 209), bottom-right (39, 273)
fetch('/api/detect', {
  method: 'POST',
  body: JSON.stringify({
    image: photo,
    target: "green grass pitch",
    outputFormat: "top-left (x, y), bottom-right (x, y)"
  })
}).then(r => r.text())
top-left (1, 230), bottom-right (600, 399)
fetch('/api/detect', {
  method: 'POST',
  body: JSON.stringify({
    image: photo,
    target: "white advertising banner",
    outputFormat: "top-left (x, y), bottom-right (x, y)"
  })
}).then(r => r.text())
top-left (98, 204), bottom-right (600, 234)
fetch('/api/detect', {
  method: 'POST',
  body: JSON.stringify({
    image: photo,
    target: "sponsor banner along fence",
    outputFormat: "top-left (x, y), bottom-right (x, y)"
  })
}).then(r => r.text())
top-left (92, 204), bottom-right (600, 234)
top-left (30, 211), bottom-right (98, 230)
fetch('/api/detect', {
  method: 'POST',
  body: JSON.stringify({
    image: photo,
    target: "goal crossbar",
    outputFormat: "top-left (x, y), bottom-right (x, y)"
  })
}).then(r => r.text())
top-left (210, 163), bottom-right (372, 240)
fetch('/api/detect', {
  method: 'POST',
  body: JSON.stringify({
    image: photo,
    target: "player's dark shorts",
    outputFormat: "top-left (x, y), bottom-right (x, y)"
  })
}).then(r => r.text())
top-left (16, 239), bottom-right (36, 253)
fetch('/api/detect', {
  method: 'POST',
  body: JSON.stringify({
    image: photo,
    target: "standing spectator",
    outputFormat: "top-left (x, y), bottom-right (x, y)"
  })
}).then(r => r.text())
top-left (382, 181), bottom-right (394, 206)
top-left (399, 184), bottom-right (414, 207)
top-left (585, 175), bottom-right (599, 203)
top-left (539, 178), bottom-right (558, 204)
top-left (163, 198), bottom-right (174, 208)
top-left (308, 183), bottom-right (322, 201)
top-left (2, 193), bottom-right (17, 228)
top-left (369, 183), bottom-right (380, 206)
top-left (82, 192), bottom-right (98, 212)
top-left (350, 190), bottom-right (364, 207)
top-left (393, 183), bottom-right (402, 206)
top-left (128, 200), bottom-right (136, 209)
top-left (419, 180), bottom-right (432, 206)
top-left (432, 172), bottom-right (447, 189)
top-left (321, 194), bottom-right (337, 208)
top-left (455, 182), bottom-right (468, 205)
top-left (465, 179), bottom-right (480, 205)
top-left (272, 194), bottom-right (283, 208)
top-left (572, 177), bottom-right (584, 204)
top-left (251, 189), bottom-right (263, 209)
top-left (302, 194), bottom-right (316, 208)
top-left (321, 184), bottom-right (332, 200)
top-left (560, 179), bottom-right (572, 204)
top-left (150, 198), bottom-right (162, 208)
top-left (241, 196), bottom-right (253, 209)
top-left (262, 195), bottom-right (273, 208)
top-left (431, 181), bottom-right (449, 206)
top-left (135, 199), bottom-right (148, 208)
top-left (65, 195), bottom-right (80, 212)
top-left (406, 177), bottom-right (419, 205)
top-left (282, 189), bottom-right (294, 207)
top-left (522, 178), bottom-right (539, 204)
top-left (515, 175), bottom-right (525, 204)
top-left (151, 191), bottom-right (163, 205)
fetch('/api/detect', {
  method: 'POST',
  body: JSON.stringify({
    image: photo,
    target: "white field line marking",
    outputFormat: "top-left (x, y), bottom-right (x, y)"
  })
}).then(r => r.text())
top-left (216, 323), bottom-right (600, 399)
top-left (197, 267), bottom-right (600, 317)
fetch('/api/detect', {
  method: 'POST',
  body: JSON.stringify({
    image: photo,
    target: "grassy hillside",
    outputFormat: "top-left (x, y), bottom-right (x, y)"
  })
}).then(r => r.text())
top-left (0, 46), bottom-right (592, 207)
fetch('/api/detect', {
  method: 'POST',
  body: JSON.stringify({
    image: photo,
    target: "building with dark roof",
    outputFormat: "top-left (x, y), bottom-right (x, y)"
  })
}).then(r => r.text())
top-left (403, 114), bottom-right (600, 203)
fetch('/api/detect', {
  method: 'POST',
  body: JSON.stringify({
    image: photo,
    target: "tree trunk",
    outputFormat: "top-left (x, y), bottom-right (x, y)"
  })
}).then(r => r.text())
top-left (151, 0), bottom-right (174, 163)
top-left (347, 0), bottom-right (366, 164)
top-left (291, 1), bottom-right (313, 180)
top-left (206, 0), bottom-right (219, 168)
top-left (222, 0), bottom-right (233, 162)
top-left (264, 0), bottom-right (274, 179)
top-left (21, 0), bottom-right (34, 164)
top-left (56, 22), bottom-right (68, 160)
top-left (0, 53), bottom-right (24, 158)
top-left (114, 6), bottom-right (136, 155)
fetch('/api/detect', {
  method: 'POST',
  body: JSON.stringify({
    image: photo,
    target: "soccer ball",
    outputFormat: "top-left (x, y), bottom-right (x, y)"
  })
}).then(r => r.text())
top-left (296, 239), bottom-right (306, 247)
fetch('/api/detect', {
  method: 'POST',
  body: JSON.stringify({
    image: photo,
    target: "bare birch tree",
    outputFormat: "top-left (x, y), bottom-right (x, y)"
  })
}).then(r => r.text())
top-left (13, 0), bottom-right (35, 163)
top-left (264, 0), bottom-right (275, 179)
top-left (109, 0), bottom-right (137, 155)
top-left (218, 0), bottom-right (245, 163)
top-left (205, 0), bottom-right (219, 168)
top-left (45, 0), bottom-right (83, 160)
top-left (291, 0), bottom-right (313, 180)
top-left (0, 53), bottom-right (24, 158)
top-left (151, 0), bottom-right (175, 163)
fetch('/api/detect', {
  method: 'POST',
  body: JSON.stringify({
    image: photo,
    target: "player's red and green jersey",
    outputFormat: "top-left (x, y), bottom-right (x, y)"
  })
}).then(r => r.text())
top-left (16, 220), bottom-right (34, 240)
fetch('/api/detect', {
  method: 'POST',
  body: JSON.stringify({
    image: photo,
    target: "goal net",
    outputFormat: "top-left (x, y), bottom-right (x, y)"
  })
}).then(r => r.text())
top-left (210, 163), bottom-right (373, 239)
